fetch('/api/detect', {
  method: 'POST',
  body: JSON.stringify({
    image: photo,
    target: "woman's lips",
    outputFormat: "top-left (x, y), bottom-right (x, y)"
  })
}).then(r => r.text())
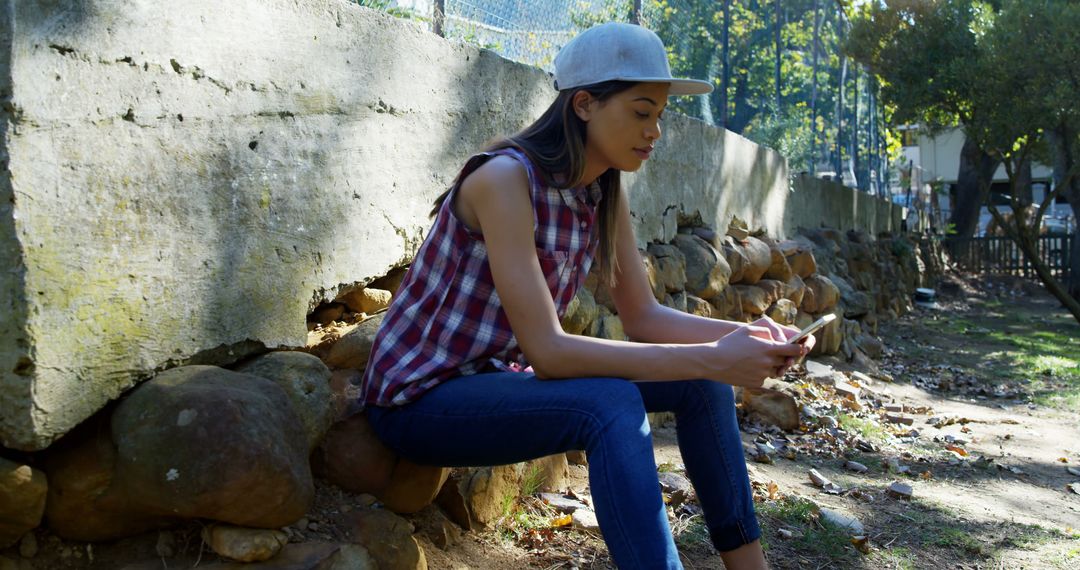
top-left (634, 147), bottom-right (653, 160)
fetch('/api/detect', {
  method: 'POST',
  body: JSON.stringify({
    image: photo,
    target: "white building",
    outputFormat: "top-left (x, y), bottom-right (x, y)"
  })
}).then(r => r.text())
top-left (899, 125), bottom-right (1073, 236)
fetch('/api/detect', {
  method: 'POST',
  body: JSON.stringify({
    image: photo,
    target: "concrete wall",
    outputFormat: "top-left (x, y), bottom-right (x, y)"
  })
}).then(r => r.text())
top-left (786, 174), bottom-right (906, 237)
top-left (0, 0), bottom-right (902, 451)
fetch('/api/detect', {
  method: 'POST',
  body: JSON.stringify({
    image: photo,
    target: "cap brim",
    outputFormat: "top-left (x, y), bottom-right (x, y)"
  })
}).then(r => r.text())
top-left (614, 77), bottom-right (714, 96)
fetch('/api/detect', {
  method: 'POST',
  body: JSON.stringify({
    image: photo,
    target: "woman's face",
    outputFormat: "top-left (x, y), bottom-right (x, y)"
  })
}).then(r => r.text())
top-left (575, 82), bottom-right (671, 173)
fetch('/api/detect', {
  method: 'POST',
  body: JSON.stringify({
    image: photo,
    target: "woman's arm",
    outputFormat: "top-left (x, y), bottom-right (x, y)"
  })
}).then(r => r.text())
top-left (458, 158), bottom-right (805, 386)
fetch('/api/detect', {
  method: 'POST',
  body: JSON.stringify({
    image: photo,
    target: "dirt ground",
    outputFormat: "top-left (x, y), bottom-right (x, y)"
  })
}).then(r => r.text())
top-left (5, 272), bottom-right (1079, 569)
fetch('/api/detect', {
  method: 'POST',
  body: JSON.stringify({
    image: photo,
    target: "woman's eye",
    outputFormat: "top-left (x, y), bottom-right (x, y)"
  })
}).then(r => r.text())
top-left (635, 111), bottom-right (650, 118)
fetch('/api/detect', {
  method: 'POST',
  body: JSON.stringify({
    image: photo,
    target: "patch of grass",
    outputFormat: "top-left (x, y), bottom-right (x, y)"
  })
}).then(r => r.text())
top-left (837, 413), bottom-right (889, 442)
top-left (932, 527), bottom-right (992, 556)
top-left (657, 461), bottom-right (677, 473)
top-left (520, 463), bottom-right (546, 497)
top-left (876, 546), bottom-right (917, 570)
top-left (758, 496), bottom-right (856, 561)
top-left (673, 515), bottom-right (711, 549)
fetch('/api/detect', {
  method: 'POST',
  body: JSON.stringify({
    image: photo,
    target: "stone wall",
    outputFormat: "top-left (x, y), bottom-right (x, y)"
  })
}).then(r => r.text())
top-left (0, 0), bottom-right (906, 450)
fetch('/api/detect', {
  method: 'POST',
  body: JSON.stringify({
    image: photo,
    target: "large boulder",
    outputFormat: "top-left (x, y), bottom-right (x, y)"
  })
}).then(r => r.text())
top-left (801, 274), bottom-right (840, 314)
top-left (646, 243), bottom-right (687, 293)
top-left (760, 237), bottom-right (794, 282)
top-left (733, 285), bottom-right (769, 317)
top-left (236, 351), bottom-right (335, 451)
top-left (45, 366), bottom-right (313, 541)
top-left (347, 509), bottom-right (427, 570)
top-left (0, 458), bottom-right (47, 548)
top-left (709, 286), bottom-right (743, 321)
top-left (741, 387), bottom-right (800, 431)
top-left (720, 236), bottom-right (750, 284)
top-left (738, 237), bottom-right (773, 284)
top-left (561, 288), bottom-right (599, 336)
top-left (337, 287), bottom-right (393, 315)
top-left (765, 299), bottom-right (798, 326)
top-left (686, 294), bottom-right (715, 318)
top-left (780, 239), bottom-right (817, 278)
top-left (640, 250), bottom-right (667, 302)
top-left (311, 412), bottom-right (398, 497)
top-left (672, 234), bottom-right (731, 300)
top-left (324, 314), bottom-right (386, 370)
top-left (784, 274), bottom-right (806, 306)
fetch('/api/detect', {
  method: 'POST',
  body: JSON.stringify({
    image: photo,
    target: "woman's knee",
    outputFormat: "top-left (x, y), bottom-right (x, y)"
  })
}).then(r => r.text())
top-left (575, 377), bottom-right (650, 438)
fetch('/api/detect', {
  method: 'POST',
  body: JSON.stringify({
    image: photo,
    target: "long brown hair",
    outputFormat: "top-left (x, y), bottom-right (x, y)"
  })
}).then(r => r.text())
top-left (430, 80), bottom-right (637, 288)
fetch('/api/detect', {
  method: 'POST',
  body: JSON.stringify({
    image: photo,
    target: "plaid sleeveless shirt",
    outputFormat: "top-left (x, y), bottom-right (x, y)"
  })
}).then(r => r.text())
top-left (360, 147), bottom-right (603, 407)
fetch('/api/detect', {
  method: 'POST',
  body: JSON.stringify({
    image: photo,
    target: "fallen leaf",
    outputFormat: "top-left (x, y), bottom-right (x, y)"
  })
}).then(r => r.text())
top-left (851, 535), bottom-right (872, 554)
top-left (551, 515), bottom-right (572, 527)
top-left (768, 481), bottom-right (780, 501)
top-left (1058, 457), bottom-right (1069, 463)
top-left (945, 445), bottom-right (969, 457)
top-left (920, 470), bottom-right (933, 480)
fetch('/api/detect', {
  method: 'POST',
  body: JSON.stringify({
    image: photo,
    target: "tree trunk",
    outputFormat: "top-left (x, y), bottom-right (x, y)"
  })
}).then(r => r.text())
top-left (774, 0), bottom-right (782, 114)
top-left (945, 136), bottom-right (999, 254)
top-left (720, 0), bottom-right (730, 128)
top-left (809, 0), bottom-right (820, 174)
top-left (1048, 127), bottom-right (1080, 301)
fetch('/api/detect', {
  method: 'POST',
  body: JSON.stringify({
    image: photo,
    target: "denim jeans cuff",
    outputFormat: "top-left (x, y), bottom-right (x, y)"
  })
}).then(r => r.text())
top-left (710, 516), bottom-right (763, 552)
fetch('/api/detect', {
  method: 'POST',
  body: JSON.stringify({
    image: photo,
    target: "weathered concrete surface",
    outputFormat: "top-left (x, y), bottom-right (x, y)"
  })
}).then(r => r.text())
top-left (786, 174), bottom-right (905, 237)
top-left (0, 0), bottom-right (555, 450)
top-left (0, 0), bottom-right (905, 450)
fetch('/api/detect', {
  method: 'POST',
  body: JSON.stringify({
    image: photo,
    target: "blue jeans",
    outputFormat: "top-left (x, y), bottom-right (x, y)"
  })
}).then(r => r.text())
top-left (365, 373), bottom-right (761, 569)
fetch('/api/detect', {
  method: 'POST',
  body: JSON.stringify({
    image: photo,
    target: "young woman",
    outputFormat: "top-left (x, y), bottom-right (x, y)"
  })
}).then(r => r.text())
top-left (360, 22), bottom-right (811, 570)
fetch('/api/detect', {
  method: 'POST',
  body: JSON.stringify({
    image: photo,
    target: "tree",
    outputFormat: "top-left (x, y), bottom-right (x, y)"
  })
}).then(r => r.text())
top-left (847, 0), bottom-right (999, 247)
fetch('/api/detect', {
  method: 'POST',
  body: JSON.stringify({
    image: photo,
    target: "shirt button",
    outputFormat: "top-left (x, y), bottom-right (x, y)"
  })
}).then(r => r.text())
top-left (579, 221), bottom-right (587, 229)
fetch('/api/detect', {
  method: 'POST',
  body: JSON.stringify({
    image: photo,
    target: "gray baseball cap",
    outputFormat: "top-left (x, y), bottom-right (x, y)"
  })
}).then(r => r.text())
top-left (553, 22), bottom-right (713, 96)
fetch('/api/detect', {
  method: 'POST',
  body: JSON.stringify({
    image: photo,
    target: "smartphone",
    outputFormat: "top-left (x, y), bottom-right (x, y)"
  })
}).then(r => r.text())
top-left (788, 313), bottom-right (836, 344)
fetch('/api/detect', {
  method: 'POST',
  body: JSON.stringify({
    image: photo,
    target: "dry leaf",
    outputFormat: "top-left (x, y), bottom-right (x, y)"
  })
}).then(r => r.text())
top-left (945, 445), bottom-right (969, 457)
top-left (851, 535), bottom-right (872, 554)
top-left (920, 470), bottom-right (933, 480)
top-left (768, 481), bottom-right (780, 501)
top-left (1058, 457), bottom-right (1069, 463)
top-left (551, 515), bottom-right (573, 527)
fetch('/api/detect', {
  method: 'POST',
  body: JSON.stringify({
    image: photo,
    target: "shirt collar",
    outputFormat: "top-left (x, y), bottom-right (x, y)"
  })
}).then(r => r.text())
top-left (559, 181), bottom-right (602, 208)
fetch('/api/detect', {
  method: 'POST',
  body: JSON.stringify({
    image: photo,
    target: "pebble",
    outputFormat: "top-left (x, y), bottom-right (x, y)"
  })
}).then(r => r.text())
top-left (819, 508), bottom-right (865, 536)
top-left (887, 481), bottom-right (913, 499)
top-left (571, 509), bottom-right (599, 530)
top-left (1065, 466), bottom-right (1080, 477)
top-left (808, 469), bottom-right (831, 487)
top-left (844, 461), bottom-right (869, 474)
top-left (18, 533), bottom-right (37, 559)
top-left (819, 416), bottom-right (839, 429)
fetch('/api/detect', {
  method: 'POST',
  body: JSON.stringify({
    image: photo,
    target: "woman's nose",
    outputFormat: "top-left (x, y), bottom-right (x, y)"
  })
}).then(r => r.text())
top-left (645, 121), bottom-right (661, 141)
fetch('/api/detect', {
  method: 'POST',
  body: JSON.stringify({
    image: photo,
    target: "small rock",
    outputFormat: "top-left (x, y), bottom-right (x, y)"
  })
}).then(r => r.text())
top-left (571, 509), bottom-right (599, 530)
top-left (1067, 466), bottom-right (1080, 478)
top-left (0, 459), bottom-right (47, 549)
top-left (202, 524), bottom-right (288, 562)
top-left (886, 481), bottom-right (913, 499)
top-left (17, 533), bottom-right (37, 559)
top-left (844, 461), bottom-right (869, 474)
top-left (808, 469), bottom-right (832, 488)
top-left (884, 404), bottom-right (904, 413)
top-left (885, 413), bottom-right (915, 426)
top-left (566, 450), bottom-right (588, 466)
top-left (347, 509), bottom-right (426, 570)
top-left (539, 493), bottom-right (588, 514)
top-left (819, 508), bottom-right (864, 536)
top-left (833, 381), bottom-right (861, 401)
top-left (819, 416), bottom-right (839, 429)
top-left (777, 528), bottom-right (794, 539)
top-left (657, 472), bottom-right (693, 507)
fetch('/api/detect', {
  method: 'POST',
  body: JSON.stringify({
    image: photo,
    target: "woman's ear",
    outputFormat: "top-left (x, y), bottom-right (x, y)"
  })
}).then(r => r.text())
top-left (571, 90), bottom-right (595, 122)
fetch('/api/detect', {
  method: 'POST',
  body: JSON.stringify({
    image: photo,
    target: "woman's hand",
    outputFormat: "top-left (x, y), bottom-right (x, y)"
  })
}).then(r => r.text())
top-left (750, 316), bottom-right (816, 375)
top-left (704, 325), bottom-right (807, 388)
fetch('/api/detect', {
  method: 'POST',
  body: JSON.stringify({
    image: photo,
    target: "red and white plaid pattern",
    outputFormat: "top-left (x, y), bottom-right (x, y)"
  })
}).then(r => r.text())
top-left (360, 148), bottom-right (602, 407)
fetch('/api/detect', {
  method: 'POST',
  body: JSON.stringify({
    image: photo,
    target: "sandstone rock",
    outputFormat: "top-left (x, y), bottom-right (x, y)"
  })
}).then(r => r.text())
top-left (726, 216), bottom-right (750, 241)
top-left (460, 465), bottom-right (522, 527)
top-left (765, 299), bottom-right (798, 326)
top-left (709, 286), bottom-right (743, 321)
top-left (887, 481), bottom-right (913, 499)
top-left (348, 509), bottom-right (427, 570)
top-left (833, 275), bottom-right (873, 318)
top-left (741, 387), bottom-right (800, 431)
top-left (338, 288), bottom-right (393, 315)
top-left (561, 287), bottom-right (599, 336)
top-left (47, 366), bottom-right (313, 541)
top-left (761, 237), bottom-right (794, 282)
top-left (311, 412), bottom-right (397, 498)
top-left (734, 285), bottom-right (769, 316)
top-left (721, 237), bottom-right (750, 284)
top-left (672, 234), bottom-right (731, 300)
top-left (528, 454), bottom-right (570, 493)
top-left (780, 239), bottom-right (818, 278)
top-left (310, 303), bottom-right (346, 326)
top-left (784, 274), bottom-right (806, 306)
top-left (583, 265), bottom-right (618, 313)
top-left (661, 291), bottom-right (688, 313)
top-left (328, 369), bottom-right (364, 420)
top-left (201, 524), bottom-right (287, 563)
top-left (646, 243), bottom-right (687, 293)
top-left (378, 458), bottom-right (449, 515)
top-left (640, 250), bottom-right (667, 302)
top-left (0, 458), bottom-right (47, 548)
top-left (686, 294), bottom-right (715, 318)
top-left (739, 237), bottom-right (773, 284)
top-left (17, 533), bottom-right (36, 559)
top-left (434, 472), bottom-right (472, 531)
top-left (594, 314), bottom-right (627, 341)
top-left (691, 226), bottom-right (719, 246)
top-left (755, 279), bottom-right (786, 307)
top-left (855, 333), bottom-right (884, 359)
top-left (566, 450), bottom-right (588, 466)
top-left (43, 416), bottom-right (171, 541)
top-left (324, 314), bottom-right (386, 370)
top-left (369, 267), bottom-right (410, 297)
top-left (110, 366), bottom-right (313, 529)
top-left (237, 351), bottom-right (335, 451)
top-left (801, 274), bottom-right (840, 313)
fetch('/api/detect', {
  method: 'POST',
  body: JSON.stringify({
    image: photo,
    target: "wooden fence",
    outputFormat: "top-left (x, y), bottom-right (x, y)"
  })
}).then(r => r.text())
top-left (949, 233), bottom-right (1074, 285)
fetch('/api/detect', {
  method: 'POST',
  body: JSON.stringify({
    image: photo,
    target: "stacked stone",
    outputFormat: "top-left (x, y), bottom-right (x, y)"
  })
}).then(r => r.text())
top-left (562, 220), bottom-right (938, 369)
top-left (0, 224), bottom-right (937, 568)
